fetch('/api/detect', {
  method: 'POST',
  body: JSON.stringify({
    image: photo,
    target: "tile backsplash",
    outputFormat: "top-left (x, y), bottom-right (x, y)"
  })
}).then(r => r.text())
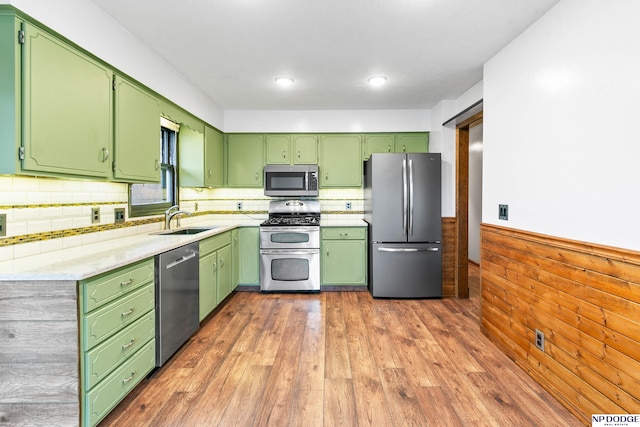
top-left (0, 176), bottom-right (364, 261)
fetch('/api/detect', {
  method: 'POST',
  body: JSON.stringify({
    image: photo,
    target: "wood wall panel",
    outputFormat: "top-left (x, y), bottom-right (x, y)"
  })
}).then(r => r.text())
top-left (441, 217), bottom-right (456, 298)
top-left (480, 224), bottom-right (640, 425)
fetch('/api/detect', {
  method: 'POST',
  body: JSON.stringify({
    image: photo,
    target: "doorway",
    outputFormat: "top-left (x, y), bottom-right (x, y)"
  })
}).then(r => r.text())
top-left (454, 111), bottom-right (483, 299)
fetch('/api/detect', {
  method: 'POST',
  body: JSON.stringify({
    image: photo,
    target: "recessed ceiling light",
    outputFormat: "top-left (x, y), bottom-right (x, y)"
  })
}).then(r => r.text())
top-left (275, 76), bottom-right (294, 87)
top-left (367, 76), bottom-right (388, 86)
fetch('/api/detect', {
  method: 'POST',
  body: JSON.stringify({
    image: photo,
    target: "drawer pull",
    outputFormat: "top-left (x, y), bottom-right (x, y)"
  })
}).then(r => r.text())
top-left (120, 278), bottom-right (134, 287)
top-left (121, 308), bottom-right (135, 317)
top-left (122, 371), bottom-right (136, 383)
top-left (122, 338), bottom-right (136, 350)
top-left (339, 233), bottom-right (349, 237)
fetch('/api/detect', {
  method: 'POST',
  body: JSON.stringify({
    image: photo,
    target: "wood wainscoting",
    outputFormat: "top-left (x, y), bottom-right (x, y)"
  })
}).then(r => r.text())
top-left (441, 217), bottom-right (456, 298)
top-left (480, 224), bottom-right (640, 424)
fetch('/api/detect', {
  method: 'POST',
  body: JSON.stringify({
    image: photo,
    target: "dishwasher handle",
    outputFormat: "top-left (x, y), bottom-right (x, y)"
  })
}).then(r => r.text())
top-left (166, 252), bottom-right (197, 269)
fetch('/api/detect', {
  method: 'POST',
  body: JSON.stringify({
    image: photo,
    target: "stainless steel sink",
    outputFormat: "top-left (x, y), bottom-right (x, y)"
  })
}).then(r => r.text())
top-left (153, 226), bottom-right (219, 236)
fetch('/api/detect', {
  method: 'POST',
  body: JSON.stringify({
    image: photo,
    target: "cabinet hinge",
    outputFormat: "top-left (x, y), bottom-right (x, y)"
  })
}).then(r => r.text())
top-left (18, 146), bottom-right (25, 160)
top-left (18, 30), bottom-right (25, 45)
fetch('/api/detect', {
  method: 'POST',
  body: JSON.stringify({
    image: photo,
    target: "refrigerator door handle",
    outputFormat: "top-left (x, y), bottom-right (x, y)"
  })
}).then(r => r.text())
top-left (402, 158), bottom-right (408, 236)
top-left (377, 247), bottom-right (440, 253)
top-left (408, 158), bottom-right (414, 236)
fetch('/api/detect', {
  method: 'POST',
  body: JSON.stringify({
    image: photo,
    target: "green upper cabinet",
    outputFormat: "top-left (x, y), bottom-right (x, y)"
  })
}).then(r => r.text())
top-left (265, 134), bottom-right (317, 165)
top-left (227, 134), bottom-right (264, 187)
top-left (22, 22), bottom-right (113, 178)
top-left (292, 134), bottom-right (318, 164)
top-left (0, 12), bottom-right (21, 175)
top-left (113, 75), bottom-right (160, 182)
top-left (319, 134), bottom-right (362, 187)
top-left (395, 133), bottom-right (429, 153)
top-left (179, 124), bottom-right (223, 188)
top-left (265, 134), bottom-right (291, 164)
top-left (364, 133), bottom-right (429, 159)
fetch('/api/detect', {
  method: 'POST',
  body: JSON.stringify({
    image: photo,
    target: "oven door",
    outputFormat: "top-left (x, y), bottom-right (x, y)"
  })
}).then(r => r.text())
top-left (260, 227), bottom-right (320, 249)
top-left (260, 249), bottom-right (320, 292)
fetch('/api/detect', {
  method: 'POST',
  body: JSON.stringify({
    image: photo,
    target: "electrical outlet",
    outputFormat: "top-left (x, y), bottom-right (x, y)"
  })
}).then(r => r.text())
top-left (91, 207), bottom-right (100, 224)
top-left (194, 202), bottom-right (198, 212)
top-left (499, 204), bottom-right (509, 220)
top-left (0, 213), bottom-right (6, 237)
top-left (535, 329), bottom-right (545, 352)
top-left (114, 208), bottom-right (125, 223)
top-left (237, 202), bottom-right (243, 210)
top-left (346, 202), bottom-right (352, 210)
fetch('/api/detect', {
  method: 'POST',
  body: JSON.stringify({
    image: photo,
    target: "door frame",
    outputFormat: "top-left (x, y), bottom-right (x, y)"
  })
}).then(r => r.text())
top-left (455, 111), bottom-right (483, 298)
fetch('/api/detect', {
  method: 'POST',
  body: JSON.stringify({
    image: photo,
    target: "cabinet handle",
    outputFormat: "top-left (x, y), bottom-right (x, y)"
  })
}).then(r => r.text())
top-left (213, 262), bottom-right (217, 273)
top-left (121, 308), bottom-right (135, 317)
top-left (255, 172), bottom-right (259, 181)
top-left (326, 249), bottom-right (329, 256)
top-left (122, 371), bottom-right (136, 383)
top-left (219, 258), bottom-right (224, 268)
top-left (325, 172), bottom-right (328, 181)
top-left (402, 145), bottom-right (406, 152)
top-left (340, 233), bottom-right (349, 237)
top-left (387, 145), bottom-right (391, 152)
top-left (154, 159), bottom-right (160, 170)
top-left (122, 338), bottom-right (135, 350)
top-left (120, 278), bottom-right (134, 287)
top-left (283, 150), bottom-right (286, 159)
top-left (297, 150), bottom-right (301, 159)
top-left (101, 147), bottom-right (110, 162)
top-left (208, 169), bottom-right (212, 177)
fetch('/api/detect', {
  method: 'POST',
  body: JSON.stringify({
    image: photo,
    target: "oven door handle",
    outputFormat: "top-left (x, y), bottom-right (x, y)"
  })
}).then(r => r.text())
top-left (260, 249), bottom-right (319, 255)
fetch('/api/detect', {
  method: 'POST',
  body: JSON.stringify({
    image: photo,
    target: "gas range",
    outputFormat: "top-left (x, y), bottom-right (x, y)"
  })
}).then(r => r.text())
top-left (260, 199), bottom-right (321, 227)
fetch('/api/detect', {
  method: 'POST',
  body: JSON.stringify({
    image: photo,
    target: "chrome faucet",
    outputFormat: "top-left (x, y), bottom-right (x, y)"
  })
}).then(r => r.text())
top-left (164, 205), bottom-right (192, 230)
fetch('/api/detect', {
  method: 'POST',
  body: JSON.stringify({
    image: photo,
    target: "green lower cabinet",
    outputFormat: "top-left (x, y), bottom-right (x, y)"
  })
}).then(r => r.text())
top-left (199, 250), bottom-right (218, 321)
top-left (79, 258), bottom-right (156, 427)
top-left (321, 227), bottom-right (367, 286)
top-left (83, 340), bottom-right (155, 427)
top-left (232, 229), bottom-right (240, 289)
top-left (238, 227), bottom-right (260, 286)
top-left (217, 244), bottom-right (232, 304)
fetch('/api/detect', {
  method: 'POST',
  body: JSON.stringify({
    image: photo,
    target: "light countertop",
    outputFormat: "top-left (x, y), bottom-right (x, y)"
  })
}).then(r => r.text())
top-left (0, 218), bottom-right (366, 282)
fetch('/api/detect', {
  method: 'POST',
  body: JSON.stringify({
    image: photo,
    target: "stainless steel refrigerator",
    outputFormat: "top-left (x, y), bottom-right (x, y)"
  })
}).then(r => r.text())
top-left (364, 153), bottom-right (442, 298)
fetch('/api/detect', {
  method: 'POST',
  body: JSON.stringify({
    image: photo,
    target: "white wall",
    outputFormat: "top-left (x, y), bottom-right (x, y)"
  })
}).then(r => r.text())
top-left (3, 0), bottom-right (225, 129)
top-left (468, 124), bottom-right (483, 263)
top-left (223, 109), bottom-right (431, 133)
top-left (483, 0), bottom-right (640, 251)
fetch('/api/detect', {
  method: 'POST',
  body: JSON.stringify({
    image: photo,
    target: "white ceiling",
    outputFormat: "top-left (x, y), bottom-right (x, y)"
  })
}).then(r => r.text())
top-left (88, 0), bottom-right (560, 110)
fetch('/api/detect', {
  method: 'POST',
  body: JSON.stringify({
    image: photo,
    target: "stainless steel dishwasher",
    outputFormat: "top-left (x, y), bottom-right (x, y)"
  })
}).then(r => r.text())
top-left (155, 242), bottom-right (199, 367)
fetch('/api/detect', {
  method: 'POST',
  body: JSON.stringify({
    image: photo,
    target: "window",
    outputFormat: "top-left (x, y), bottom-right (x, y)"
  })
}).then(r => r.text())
top-left (129, 119), bottom-right (178, 217)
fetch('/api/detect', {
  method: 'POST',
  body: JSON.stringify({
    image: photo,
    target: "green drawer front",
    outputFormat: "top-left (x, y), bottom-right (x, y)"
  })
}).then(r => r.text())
top-left (84, 340), bottom-right (155, 427)
top-left (321, 227), bottom-right (366, 240)
top-left (81, 259), bottom-right (154, 313)
top-left (83, 283), bottom-right (155, 350)
top-left (83, 310), bottom-right (155, 390)
top-left (200, 231), bottom-right (231, 255)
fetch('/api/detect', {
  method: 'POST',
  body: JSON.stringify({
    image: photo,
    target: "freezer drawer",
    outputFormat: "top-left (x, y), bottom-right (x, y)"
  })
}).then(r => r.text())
top-left (369, 243), bottom-right (442, 298)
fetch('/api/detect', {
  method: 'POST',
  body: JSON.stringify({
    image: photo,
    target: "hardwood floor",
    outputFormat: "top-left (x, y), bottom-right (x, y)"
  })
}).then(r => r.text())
top-left (100, 288), bottom-right (582, 427)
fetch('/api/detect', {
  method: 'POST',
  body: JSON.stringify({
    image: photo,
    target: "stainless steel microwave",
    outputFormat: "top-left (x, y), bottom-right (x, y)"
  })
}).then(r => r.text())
top-left (264, 164), bottom-right (319, 197)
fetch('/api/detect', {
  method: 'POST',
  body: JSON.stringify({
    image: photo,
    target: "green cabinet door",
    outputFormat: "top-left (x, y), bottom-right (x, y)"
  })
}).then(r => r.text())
top-left (265, 134), bottom-right (291, 164)
top-left (227, 134), bottom-right (264, 187)
top-left (204, 126), bottom-right (224, 187)
top-left (364, 134), bottom-right (394, 159)
top-left (319, 134), bottom-right (362, 187)
top-left (22, 22), bottom-right (113, 178)
top-left (293, 134), bottom-right (318, 164)
top-left (232, 229), bottom-right (240, 290)
top-left (395, 133), bottom-right (429, 153)
top-left (180, 124), bottom-right (223, 188)
top-left (113, 75), bottom-right (161, 182)
top-left (199, 250), bottom-right (217, 321)
top-left (239, 227), bottom-right (260, 286)
top-left (321, 227), bottom-right (367, 286)
top-left (217, 244), bottom-right (233, 304)
top-left (0, 13), bottom-right (21, 175)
